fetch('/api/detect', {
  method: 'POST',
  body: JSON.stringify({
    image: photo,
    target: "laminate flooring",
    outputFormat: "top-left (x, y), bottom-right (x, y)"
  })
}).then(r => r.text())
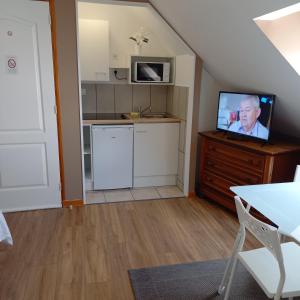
top-left (0, 197), bottom-right (259, 300)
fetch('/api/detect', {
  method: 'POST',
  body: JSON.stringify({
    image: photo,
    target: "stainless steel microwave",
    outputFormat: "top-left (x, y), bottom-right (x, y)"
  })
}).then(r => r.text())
top-left (133, 62), bottom-right (171, 83)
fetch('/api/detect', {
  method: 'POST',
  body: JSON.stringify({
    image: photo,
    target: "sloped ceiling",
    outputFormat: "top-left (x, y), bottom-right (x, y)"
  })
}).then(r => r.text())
top-left (150, 0), bottom-right (300, 137)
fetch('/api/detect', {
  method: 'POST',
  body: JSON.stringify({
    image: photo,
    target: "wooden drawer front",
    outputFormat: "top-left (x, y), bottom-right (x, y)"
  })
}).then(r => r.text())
top-left (201, 185), bottom-right (236, 212)
top-left (205, 140), bottom-right (265, 173)
top-left (204, 158), bottom-right (262, 185)
top-left (202, 170), bottom-right (236, 198)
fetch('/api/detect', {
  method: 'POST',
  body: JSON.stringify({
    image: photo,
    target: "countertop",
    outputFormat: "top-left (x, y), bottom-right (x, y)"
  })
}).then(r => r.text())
top-left (82, 113), bottom-right (181, 125)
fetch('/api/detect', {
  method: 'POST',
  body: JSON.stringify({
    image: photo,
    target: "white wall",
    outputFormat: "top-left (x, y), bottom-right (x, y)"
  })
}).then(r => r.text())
top-left (198, 68), bottom-right (225, 132)
top-left (78, 2), bottom-right (192, 68)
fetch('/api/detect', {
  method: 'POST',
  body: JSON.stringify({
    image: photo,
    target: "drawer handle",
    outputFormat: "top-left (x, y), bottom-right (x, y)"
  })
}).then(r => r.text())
top-left (245, 178), bottom-right (253, 184)
top-left (248, 159), bottom-right (261, 167)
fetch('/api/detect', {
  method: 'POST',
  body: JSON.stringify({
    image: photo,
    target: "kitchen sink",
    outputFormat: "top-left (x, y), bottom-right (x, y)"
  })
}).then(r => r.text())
top-left (141, 113), bottom-right (169, 118)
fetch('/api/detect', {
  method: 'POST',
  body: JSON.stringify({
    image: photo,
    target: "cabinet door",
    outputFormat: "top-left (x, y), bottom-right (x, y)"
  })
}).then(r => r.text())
top-left (92, 126), bottom-right (133, 190)
top-left (134, 123), bottom-right (179, 177)
top-left (79, 19), bottom-right (109, 82)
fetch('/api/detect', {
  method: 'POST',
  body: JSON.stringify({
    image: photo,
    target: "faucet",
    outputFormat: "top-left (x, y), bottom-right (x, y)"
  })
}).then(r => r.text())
top-left (139, 105), bottom-right (152, 116)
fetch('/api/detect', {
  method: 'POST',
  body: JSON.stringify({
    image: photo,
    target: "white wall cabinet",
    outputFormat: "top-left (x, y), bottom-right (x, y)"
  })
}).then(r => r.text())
top-left (79, 19), bottom-right (109, 82)
top-left (134, 123), bottom-right (179, 187)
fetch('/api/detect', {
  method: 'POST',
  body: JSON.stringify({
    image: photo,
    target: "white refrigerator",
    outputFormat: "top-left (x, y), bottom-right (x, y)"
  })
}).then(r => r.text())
top-left (92, 125), bottom-right (133, 190)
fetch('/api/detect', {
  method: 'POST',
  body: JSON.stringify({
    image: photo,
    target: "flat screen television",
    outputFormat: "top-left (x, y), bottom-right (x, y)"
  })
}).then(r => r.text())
top-left (216, 91), bottom-right (275, 142)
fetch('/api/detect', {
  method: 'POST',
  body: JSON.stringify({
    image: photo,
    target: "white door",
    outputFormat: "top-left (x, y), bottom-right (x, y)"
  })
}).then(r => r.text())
top-left (0, 1), bottom-right (61, 212)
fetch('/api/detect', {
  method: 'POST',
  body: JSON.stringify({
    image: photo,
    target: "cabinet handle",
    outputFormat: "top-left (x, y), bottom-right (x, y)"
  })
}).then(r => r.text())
top-left (136, 130), bottom-right (147, 133)
top-left (205, 176), bottom-right (213, 183)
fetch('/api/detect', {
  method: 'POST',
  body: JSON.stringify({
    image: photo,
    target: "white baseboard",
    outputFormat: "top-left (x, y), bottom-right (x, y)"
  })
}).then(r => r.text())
top-left (134, 175), bottom-right (177, 187)
top-left (1, 204), bottom-right (62, 213)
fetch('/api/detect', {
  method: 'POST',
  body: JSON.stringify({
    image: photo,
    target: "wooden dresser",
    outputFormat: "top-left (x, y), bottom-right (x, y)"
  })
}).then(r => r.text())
top-left (197, 131), bottom-right (300, 212)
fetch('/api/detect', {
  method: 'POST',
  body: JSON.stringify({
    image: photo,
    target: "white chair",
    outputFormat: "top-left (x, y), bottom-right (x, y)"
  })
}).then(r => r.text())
top-left (294, 165), bottom-right (300, 182)
top-left (223, 196), bottom-right (300, 300)
top-left (0, 211), bottom-right (13, 246)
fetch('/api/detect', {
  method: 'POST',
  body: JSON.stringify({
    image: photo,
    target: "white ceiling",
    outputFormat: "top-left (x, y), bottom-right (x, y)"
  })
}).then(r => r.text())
top-left (150, 0), bottom-right (300, 137)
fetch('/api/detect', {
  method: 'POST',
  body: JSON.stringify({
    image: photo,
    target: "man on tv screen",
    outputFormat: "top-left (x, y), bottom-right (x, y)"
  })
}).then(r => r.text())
top-left (229, 95), bottom-right (269, 139)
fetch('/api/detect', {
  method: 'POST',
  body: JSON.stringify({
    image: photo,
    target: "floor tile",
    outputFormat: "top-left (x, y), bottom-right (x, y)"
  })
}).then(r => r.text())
top-left (156, 186), bottom-right (184, 199)
top-left (86, 191), bottom-right (106, 204)
top-left (131, 187), bottom-right (160, 200)
top-left (104, 189), bottom-right (133, 203)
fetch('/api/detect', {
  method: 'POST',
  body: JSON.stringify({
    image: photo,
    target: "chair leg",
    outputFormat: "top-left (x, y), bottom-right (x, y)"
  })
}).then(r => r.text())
top-left (218, 227), bottom-right (244, 295)
top-left (223, 257), bottom-right (239, 300)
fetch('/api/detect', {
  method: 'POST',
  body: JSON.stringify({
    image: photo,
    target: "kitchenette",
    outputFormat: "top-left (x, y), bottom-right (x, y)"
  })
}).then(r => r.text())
top-left (77, 1), bottom-right (196, 204)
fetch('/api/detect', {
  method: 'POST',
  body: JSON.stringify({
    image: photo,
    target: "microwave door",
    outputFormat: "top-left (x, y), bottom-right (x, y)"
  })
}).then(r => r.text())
top-left (141, 64), bottom-right (161, 81)
top-left (137, 63), bottom-right (163, 82)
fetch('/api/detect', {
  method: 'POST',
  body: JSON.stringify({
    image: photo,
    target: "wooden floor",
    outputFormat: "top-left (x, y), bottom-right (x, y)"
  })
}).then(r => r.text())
top-left (0, 197), bottom-right (259, 300)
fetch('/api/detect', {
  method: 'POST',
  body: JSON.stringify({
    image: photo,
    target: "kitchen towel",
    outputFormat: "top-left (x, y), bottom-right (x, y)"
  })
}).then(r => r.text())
top-left (0, 211), bottom-right (13, 245)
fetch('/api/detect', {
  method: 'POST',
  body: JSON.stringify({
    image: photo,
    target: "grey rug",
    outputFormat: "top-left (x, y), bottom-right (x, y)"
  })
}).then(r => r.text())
top-left (129, 259), bottom-right (300, 300)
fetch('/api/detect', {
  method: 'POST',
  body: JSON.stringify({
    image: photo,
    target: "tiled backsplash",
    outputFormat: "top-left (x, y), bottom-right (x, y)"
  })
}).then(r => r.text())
top-left (82, 84), bottom-right (170, 114)
top-left (82, 83), bottom-right (189, 192)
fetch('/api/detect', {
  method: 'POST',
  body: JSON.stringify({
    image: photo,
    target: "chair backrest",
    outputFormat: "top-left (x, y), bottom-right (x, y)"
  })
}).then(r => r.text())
top-left (234, 196), bottom-right (283, 262)
top-left (234, 196), bottom-right (286, 298)
top-left (294, 165), bottom-right (300, 182)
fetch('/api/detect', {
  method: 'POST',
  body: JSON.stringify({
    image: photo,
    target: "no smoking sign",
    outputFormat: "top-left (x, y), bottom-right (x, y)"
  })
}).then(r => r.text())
top-left (6, 56), bottom-right (18, 74)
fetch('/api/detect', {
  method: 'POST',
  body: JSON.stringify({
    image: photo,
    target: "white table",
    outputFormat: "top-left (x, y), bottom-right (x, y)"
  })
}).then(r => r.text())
top-left (218, 182), bottom-right (300, 295)
top-left (231, 182), bottom-right (300, 242)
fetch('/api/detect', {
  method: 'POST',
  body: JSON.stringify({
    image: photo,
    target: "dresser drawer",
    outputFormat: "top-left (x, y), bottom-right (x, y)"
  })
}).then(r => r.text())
top-left (201, 185), bottom-right (236, 212)
top-left (204, 157), bottom-right (262, 185)
top-left (202, 170), bottom-right (237, 198)
top-left (205, 140), bottom-right (265, 173)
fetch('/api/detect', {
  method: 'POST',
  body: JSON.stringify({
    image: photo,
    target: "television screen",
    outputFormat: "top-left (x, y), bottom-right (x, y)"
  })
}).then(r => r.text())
top-left (216, 91), bottom-right (275, 141)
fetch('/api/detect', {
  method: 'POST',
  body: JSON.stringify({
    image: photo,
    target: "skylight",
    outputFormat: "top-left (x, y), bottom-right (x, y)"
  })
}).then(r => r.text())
top-left (254, 3), bottom-right (300, 76)
top-left (254, 2), bottom-right (300, 21)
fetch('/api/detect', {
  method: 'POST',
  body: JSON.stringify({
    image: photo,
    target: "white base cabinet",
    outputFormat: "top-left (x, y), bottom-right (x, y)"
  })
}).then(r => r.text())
top-left (134, 123), bottom-right (179, 187)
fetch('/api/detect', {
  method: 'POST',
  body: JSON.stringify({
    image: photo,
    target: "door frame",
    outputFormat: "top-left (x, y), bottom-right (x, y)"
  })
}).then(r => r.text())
top-left (37, 0), bottom-right (65, 203)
